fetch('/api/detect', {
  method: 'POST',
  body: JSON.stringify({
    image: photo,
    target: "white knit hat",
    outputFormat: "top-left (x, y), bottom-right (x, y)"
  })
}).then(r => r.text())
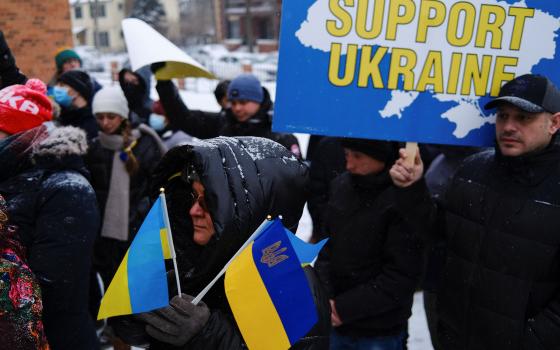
top-left (92, 86), bottom-right (130, 119)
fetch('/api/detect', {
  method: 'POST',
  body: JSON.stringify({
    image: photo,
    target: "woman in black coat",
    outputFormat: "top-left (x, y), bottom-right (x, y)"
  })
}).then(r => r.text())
top-left (120, 136), bottom-right (330, 349)
top-left (84, 86), bottom-right (166, 287)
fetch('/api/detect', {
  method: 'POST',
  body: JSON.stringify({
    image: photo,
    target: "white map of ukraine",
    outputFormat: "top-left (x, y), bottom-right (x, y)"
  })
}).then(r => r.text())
top-left (296, 0), bottom-right (560, 138)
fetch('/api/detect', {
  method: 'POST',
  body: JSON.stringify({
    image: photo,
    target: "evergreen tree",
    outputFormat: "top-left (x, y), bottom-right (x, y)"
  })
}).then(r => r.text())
top-left (130, 0), bottom-right (166, 29)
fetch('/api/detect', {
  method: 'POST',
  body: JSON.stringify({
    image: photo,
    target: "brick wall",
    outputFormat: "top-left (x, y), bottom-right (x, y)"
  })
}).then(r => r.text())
top-left (0, 0), bottom-right (73, 83)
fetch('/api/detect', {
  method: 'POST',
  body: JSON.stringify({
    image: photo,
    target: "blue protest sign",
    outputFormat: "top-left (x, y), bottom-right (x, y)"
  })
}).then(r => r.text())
top-left (273, 1), bottom-right (560, 146)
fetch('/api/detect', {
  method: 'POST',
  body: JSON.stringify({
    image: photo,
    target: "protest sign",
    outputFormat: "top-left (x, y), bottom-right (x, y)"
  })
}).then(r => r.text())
top-left (122, 18), bottom-right (214, 80)
top-left (273, 1), bottom-right (560, 146)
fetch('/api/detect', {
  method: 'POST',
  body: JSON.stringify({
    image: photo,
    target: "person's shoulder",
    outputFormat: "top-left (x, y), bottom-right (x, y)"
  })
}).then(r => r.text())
top-left (43, 170), bottom-right (94, 194)
top-left (456, 149), bottom-right (495, 174)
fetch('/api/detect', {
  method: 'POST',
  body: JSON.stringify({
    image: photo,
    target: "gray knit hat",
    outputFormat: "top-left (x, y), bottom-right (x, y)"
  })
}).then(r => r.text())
top-left (92, 86), bottom-right (129, 118)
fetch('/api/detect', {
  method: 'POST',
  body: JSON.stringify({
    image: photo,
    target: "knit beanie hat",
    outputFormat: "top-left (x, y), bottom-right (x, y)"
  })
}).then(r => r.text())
top-left (340, 138), bottom-right (396, 164)
top-left (92, 86), bottom-right (129, 118)
top-left (55, 48), bottom-right (82, 71)
top-left (58, 69), bottom-right (93, 101)
top-left (227, 74), bottom-right (264, 103)
top-left (0, 79), bottom-right (53, 135)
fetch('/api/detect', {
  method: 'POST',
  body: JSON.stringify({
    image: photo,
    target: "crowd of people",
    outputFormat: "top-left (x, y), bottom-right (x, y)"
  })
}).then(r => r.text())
top-left (1, 28), bottom-right (560, 350)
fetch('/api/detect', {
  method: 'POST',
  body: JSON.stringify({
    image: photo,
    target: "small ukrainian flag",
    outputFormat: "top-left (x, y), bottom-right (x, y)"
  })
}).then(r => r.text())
top-left (97, 196), bottom-right (172, 320)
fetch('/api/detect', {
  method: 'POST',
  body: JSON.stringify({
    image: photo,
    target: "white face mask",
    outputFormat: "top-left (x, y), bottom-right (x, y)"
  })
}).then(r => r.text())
top-left (149, 113), bottom-right (167, 131)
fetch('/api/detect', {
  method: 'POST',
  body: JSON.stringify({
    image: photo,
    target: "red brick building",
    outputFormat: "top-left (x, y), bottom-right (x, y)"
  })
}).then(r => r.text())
top-left (0, 0), bottom-right (74, 83)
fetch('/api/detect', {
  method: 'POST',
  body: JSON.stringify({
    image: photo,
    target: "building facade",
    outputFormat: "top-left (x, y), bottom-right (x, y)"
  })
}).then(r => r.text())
top-left (0, 0), bottom-right (74, 83)
top-left (69, 0), bottom-right (127, 51)
top-left (214, 0), bottom-right (281, 52)
top-left (69, 0), bottom-right (182, 52)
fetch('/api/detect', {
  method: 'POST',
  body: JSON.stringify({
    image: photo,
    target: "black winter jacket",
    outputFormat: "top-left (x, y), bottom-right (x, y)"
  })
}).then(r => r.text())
top-left (155, 80), bottom-right (300, 154)
top-left (58, 105), bottom-right (98, 140)
top-left (144, 136), bottom-right (330, 349)
top-left (396, 143), bottom-right (560, 350)
top-left (0, 125), bottom-right (99, 350)
top-left (85, 127), bottom-right (165, 240)
top-left (315, 171), bottom-right (423, 337)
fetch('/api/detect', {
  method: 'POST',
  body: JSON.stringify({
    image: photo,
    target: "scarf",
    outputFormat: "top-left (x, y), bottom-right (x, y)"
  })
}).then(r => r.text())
top-left (98, 129), bottom-right (140, 241)
top-left (97, 125), bottom-right (167, 241)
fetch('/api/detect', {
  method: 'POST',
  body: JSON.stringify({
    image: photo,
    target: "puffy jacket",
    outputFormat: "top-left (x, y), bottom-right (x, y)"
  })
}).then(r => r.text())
top-left (396, 143), bottom-right (560, 350)
top-left (315, 171), bottom-right (423, 337)
top-left (0, 124), bottom-right (99, 350)
top-left (146, 136), bottom-right (331, 349)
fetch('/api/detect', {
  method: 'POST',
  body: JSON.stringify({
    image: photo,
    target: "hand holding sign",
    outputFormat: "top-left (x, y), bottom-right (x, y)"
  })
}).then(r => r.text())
top-left (390, 146), bottom-right (423, 188)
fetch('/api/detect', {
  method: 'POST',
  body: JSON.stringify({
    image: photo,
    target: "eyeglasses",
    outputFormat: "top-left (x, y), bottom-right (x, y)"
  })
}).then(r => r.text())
top-left (190, 191), bottom-right (209, 212)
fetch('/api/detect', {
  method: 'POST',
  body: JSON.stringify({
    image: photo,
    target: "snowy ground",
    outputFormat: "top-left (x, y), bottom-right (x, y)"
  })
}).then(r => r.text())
top-left (91, 72), bottom-right (434, 350)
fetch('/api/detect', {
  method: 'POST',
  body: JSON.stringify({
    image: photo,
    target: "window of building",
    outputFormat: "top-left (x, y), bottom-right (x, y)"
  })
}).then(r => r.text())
top-left (118, 3), bottom-right (123, 11)
top-left (227, 19), bottom-right (241, 39)
top-left (98, 32), bottom-right (110, 47)
top-left (257, 18), bottom-right (273, 39)
top-left (90, 3), bottom-right (106, 18)
top-left (74, 6), bottom-right (82, 19)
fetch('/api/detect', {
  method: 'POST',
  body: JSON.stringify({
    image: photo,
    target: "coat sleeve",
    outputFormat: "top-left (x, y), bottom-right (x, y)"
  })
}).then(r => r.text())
top-left (155, 80), bottom-right (223, 139)
top-left (334, 213), bottom-right (424, 324)
top-left (30, 173), bottom-right (99, 349)
top-left (525, 297), bottom-right (560, 349)
top-left (0, 31), bottom-right (27, 88)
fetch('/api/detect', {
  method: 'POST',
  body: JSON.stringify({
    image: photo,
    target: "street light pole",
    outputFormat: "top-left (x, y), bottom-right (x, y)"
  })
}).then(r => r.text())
top-left (92, 0), bottom-right (99, 49)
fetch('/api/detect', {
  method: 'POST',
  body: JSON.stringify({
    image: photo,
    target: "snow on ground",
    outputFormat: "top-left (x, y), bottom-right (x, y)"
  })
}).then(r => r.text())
top-left (91, 71), bottom-right (433, 349)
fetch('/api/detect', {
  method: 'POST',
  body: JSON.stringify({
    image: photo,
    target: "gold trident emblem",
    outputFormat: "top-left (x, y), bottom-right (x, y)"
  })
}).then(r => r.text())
top-left (260, 241), bottom-right (289, 268)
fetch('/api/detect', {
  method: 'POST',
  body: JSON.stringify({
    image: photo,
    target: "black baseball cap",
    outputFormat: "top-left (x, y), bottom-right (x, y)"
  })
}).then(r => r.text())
top-left (484, 74), bottom-right (560, 114)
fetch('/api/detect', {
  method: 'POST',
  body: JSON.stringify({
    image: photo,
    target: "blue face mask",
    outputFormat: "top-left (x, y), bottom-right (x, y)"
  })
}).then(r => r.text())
top-left (149, 113), bottom-right (167, 131)
top-left (52, 86), bottom-right (73, 108)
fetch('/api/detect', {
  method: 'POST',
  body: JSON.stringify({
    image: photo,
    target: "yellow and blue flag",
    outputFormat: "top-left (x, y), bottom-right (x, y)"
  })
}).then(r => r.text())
top-left (224, 219), bottom-right (327, 350)
top-left (97, 197), bottom-right (172, 320)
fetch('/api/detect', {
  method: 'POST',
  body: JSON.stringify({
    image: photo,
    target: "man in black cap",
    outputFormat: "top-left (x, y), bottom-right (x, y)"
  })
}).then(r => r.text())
top-left (314, 138), bottom-right (423, 350)
top-left (390, 74), bottom-right (560, 349)
top-left (54, 69), bottom-right (98, 139)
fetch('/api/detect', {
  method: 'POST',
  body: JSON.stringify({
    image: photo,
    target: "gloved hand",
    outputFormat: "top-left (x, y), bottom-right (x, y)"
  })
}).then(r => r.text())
top-left (137, 293), bottom-right (210, 347)
top-left (150, 61), bottom-right (166, 75)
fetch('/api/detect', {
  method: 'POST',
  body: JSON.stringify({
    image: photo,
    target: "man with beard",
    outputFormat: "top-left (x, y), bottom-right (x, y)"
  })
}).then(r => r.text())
top-left (390, 74), bottom-right (560, 349)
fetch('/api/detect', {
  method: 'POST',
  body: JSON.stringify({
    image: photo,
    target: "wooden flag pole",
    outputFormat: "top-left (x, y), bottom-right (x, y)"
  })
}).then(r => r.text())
top-left (191, 216), bottom-right (274, 305)
top-left (404, 142), bottom-right (419, 168)
top-left (159, 188), bottom-right (182, 298)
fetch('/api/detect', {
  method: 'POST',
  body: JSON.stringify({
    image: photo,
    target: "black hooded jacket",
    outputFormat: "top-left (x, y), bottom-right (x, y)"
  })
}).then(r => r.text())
top-left (58, 105), bottom-right (98, 140)
top-left (0, 125), bottom-right (99, 350)
top-left (396, 142), bottom-right (560, 350)
top-left (146, 136), bottom-right (330, 349)
top-left (119, 66), bottom-right (153, 124)
top-left (155, 80), bottom-right (300, 154)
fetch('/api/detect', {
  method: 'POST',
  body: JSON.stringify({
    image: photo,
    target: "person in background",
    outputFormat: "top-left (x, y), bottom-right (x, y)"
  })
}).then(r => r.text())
top-left (53, 69), bottom-right (98, 139)
top-left (390, 74), bottom-right (560, 349)
top-left (119, 66), bottom-right (153, 125)
top-left (213, 79), bottom-right (231, 110)
top-left (0, 79), bottom-right (99, 349)
top-left (315, 138), bottom-right (423, 350)
top-left (49, 47), bottom-right (102, 92)
top-left (0, 194), bottom-right (50, 350)
top-left (85, 86), bottom-right (166, 291)
top-left (154, 66), bottom-right (301, 158)
top-left (150, 100), bottom-right (199, 149)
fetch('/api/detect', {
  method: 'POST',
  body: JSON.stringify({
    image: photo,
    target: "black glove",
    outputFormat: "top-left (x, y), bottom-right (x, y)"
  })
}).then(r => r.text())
top-left (151, 61), bottom-right (166, 75)
top-left (137, 294), bottom-right (210, 347)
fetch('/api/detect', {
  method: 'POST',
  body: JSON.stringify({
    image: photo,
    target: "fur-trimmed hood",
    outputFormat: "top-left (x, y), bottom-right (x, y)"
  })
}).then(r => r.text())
top-left (0, 123), bottom-right (89, 182)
